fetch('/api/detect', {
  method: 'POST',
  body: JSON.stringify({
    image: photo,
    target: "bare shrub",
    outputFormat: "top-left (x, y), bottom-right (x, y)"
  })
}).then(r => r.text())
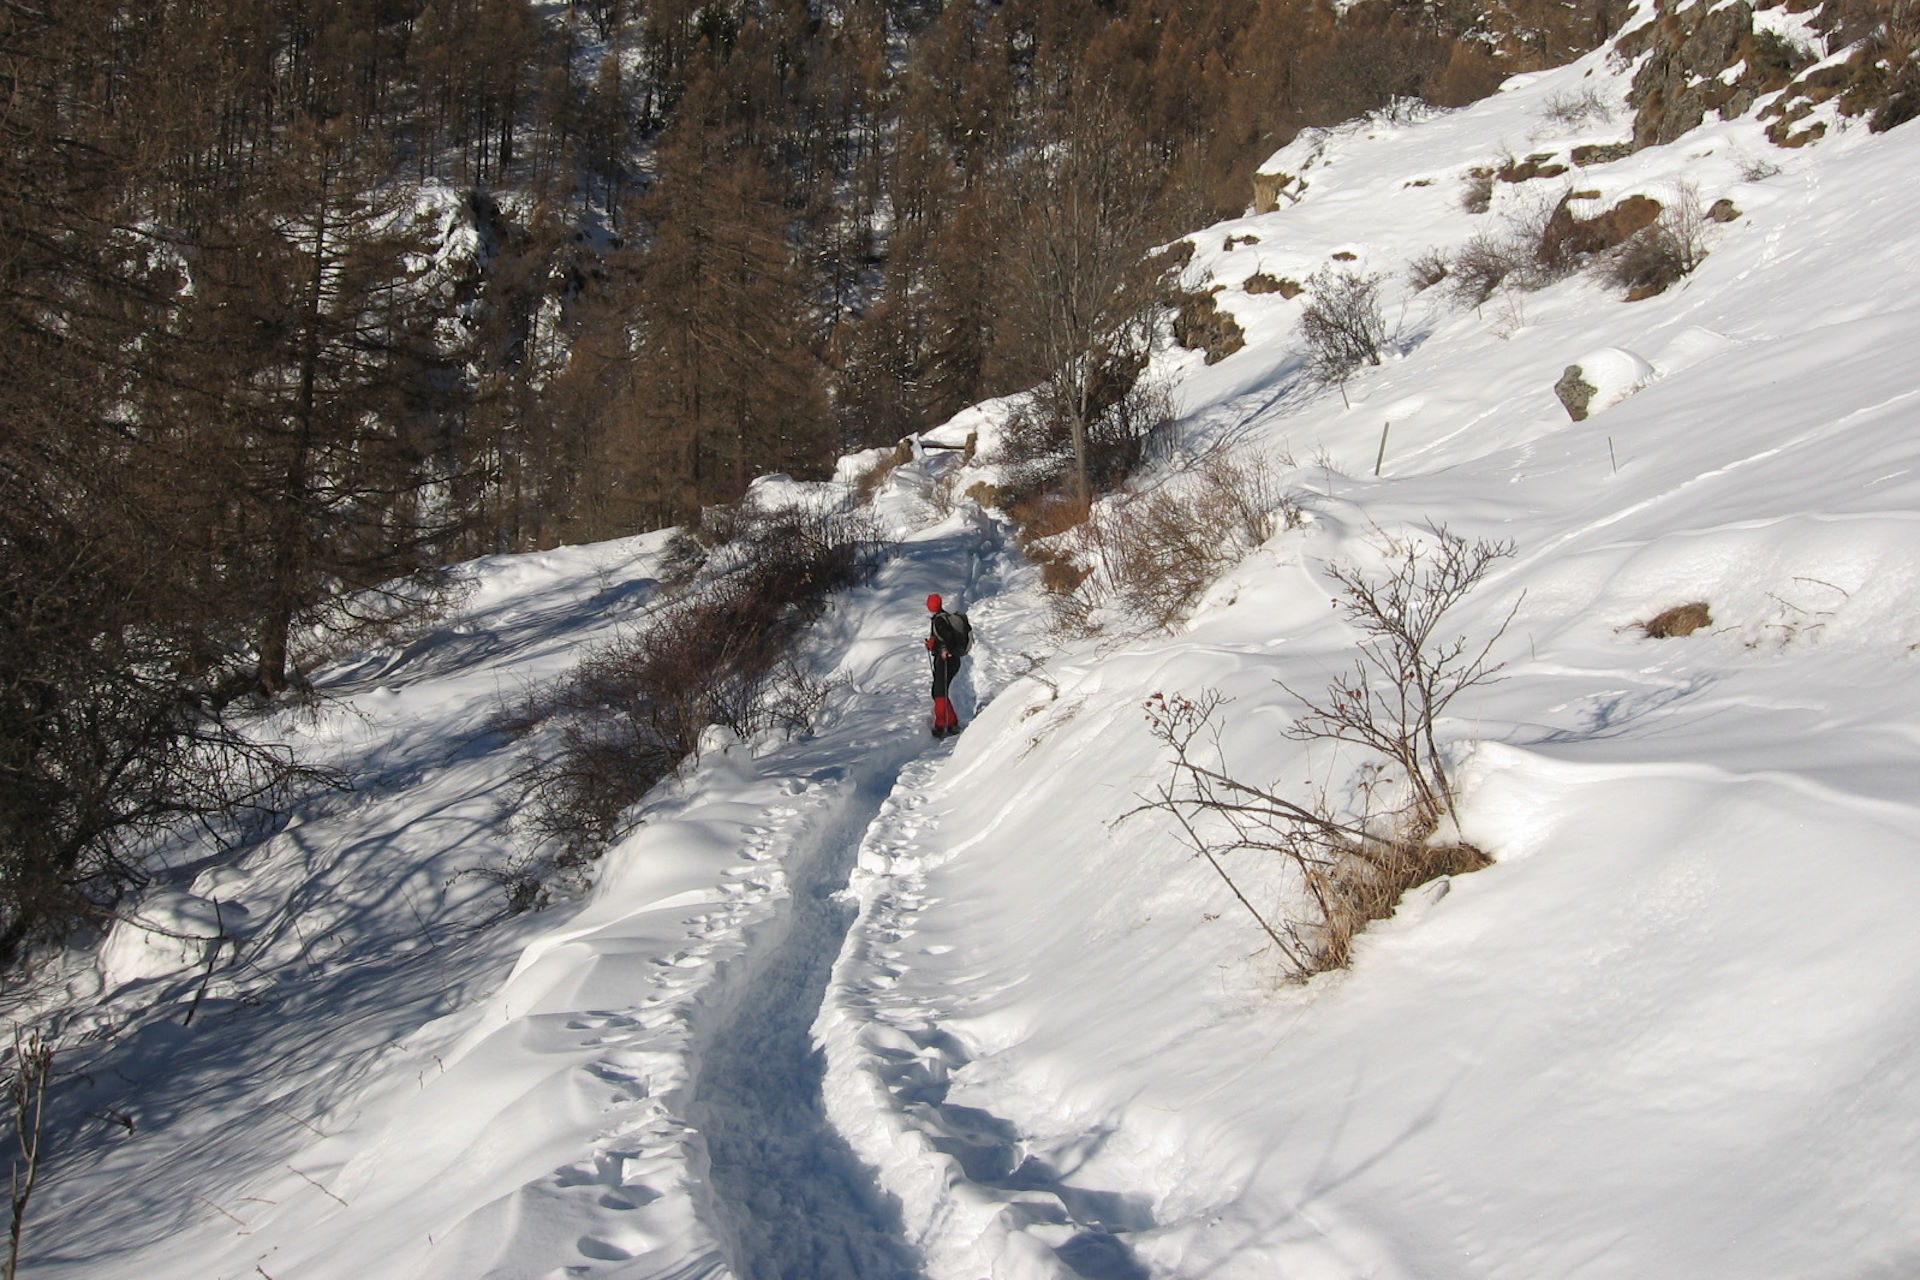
top-left (1134, 529), bottom-right (1516, 979)
top-left (1442, 193), bottom-right (1585, 311)
top-left (1445, 231), bottom-right (1529, 307)
top-left (452, 855), bottom-right (551, 920)
top-left (1298, 267), bottom-right (1389, 394)
top-left (754, 656), bottom-right (847, 739)
top-left (1083, 453), bottom-right (1303, 631)
top-left (1461, 167), bottom-right (1495, 213)
top-left (1067, 452), bottom-right (1305, 633)
top-left (658, 529), bottom-right (709, 585)
top-left (1607, 184), bottom-right (1710, 298)
top-left (1512, 192), bottom-right (1586, 284)
top-left (511, 500), bottom-right (890, 871)
top-left (995, 371), bottom-right (1172, 504)
top-left (1542, 86), bottom-right (1614, 126)
top-left (1283, 531), bottom-right (1519, 828)
top-left (1407, 250), bottom-right (1450, 292)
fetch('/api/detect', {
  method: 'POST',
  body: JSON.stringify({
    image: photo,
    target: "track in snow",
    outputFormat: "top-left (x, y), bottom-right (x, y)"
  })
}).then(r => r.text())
top-left (691, 757), bottom-right (925, 1280)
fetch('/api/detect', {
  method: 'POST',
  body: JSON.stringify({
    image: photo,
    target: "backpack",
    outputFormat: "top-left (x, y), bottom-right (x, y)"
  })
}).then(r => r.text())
top-left (939, 610), bottom-right (972, 657)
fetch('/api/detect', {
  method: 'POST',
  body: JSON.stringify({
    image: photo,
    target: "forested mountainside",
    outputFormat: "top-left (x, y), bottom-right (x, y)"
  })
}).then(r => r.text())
top-left (0, 0), bottom-right (1629, 966)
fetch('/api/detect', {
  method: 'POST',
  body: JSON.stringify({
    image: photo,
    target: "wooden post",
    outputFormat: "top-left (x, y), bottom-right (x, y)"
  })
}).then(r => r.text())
top-left (1374, 422), bottom-right (1391, 477)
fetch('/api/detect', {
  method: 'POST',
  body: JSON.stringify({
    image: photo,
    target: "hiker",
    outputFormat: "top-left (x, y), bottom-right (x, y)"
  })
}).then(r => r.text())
top-left (924, 593), bottom-right (971, 738)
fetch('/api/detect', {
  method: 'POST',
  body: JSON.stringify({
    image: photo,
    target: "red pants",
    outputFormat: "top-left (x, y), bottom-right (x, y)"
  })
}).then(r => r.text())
top-left (931, 652), bottom-right (962, 730)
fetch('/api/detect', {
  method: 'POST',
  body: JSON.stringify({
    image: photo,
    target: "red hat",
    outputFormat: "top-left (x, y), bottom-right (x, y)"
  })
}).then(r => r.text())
top-left (927, 593), bottom-right (943, 612)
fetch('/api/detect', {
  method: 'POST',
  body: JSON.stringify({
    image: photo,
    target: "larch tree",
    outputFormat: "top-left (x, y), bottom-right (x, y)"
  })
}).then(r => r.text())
top-left (174, 116), bottom-right (469, 695)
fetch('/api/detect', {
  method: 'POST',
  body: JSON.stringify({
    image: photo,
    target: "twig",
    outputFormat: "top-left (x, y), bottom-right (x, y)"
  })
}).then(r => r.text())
top-left (263, 1102), bottom-right (326, 1139)
top-left (193, 1193), bottom-right (252, 1232)
top-left (183, 898), bottom-right (229, 1027)
top-left (286, 1165), bottom-right (348, 1207)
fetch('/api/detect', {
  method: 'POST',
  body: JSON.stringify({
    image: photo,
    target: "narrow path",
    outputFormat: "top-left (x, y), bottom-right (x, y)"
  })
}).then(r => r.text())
top-left (687, 506), bottom-right (1021, 1279)
top-left (690, 758), bottom-right (926, 1280)
top-left (821, 755), bottom-right (1161, 1280)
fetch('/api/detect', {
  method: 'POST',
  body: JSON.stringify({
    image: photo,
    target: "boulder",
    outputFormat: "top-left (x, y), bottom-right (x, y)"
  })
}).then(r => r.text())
top-left (1556, 347), bottom-right (1655, 420)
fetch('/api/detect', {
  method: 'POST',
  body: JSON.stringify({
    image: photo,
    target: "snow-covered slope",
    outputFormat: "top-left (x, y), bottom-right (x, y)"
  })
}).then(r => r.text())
top-left (17, 15), bottom-right (1920, 1280)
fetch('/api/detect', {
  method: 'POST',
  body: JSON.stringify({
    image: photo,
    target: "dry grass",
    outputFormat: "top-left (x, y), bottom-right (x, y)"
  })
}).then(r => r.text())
top-left (1317, 833), bottom-right (1492, 969)
top-left (1008, 489), bottom-right (1093, 544)
top-left (1243, 272), bottom-right (1302, 297)
top-left (853, 442), bottom-right (912, 503)
top-left (1643, 601), bottom-right (1712, 638)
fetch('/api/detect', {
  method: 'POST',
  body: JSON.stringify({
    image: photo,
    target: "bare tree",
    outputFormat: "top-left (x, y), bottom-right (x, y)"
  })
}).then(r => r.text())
top-left (168, 116), bottom-right (472, 695)
top-left (6, 1030), bottom-right (53, 1280)
top-left (997, 88), bottom-right (1176, 502)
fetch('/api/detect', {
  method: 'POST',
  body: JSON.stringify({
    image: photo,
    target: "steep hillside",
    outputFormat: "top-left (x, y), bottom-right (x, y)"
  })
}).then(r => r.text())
top-left (12, 3), bottom-right (1920, 1278)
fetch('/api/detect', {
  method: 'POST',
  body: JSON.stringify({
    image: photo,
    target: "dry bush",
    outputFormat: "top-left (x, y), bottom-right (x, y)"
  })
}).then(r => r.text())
top-left (507, 500), bottom-right (889, 878)
top-left (994, 315), bottom-right (1172, 505)
top-left (1513, 192), bottom-right (1587, 284)
top-left (1407, 250), bottom-right (1450, 292)
top-left (1642, 601), bottom-right (1712, 638)
top-left (452, 855), bottom-right (550, 919)
top-left (1542, 86), bottom-right (1614, 126)
top-left (1440, 190), bottom-right (1591, 312)
top-left (753, 655), bottom-right (847, 740)
top-left (1073, 453), bottom-right (1303, 632)
top-left (1445, 230), bottom-right (1530, 307)
top-left (1606, 184), bottom-right (1710, 298)
top-left (1298, 267), bottom-right (1389, 392)
top-left (1135, 529), bottom-right (1515, 980)
top-left (6, 1028), bottom-right (52, 1280)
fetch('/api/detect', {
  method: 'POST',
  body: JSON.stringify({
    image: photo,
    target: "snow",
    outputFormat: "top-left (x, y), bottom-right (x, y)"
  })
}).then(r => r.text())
top-left (16, 27), bottom-right (1920, 1280)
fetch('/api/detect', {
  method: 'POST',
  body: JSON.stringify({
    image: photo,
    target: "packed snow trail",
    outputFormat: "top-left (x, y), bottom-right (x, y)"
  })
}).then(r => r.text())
top-left (675, 497), bottom-right (1040, 1279)
top-left (689, 755), bottom-right (924, 1280)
